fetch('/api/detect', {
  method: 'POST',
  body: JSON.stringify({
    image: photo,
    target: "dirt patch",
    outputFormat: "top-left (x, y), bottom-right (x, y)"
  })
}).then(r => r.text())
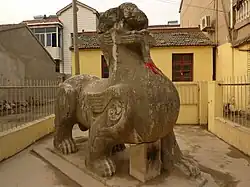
top-left (199, 164), bottom-right (239, 187)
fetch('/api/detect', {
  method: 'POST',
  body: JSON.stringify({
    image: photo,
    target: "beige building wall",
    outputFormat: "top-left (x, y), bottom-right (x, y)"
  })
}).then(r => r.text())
top-left (180, 0), bottom-right (231, 45)
top-left (58, 4), bottom-right (98, 74)
top-left (72, 46), bottom-right (214, 82)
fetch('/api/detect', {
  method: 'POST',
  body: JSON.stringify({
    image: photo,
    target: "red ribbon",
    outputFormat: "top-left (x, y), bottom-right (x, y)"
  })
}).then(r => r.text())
top-left (144, 61), bottom-right (163, 75)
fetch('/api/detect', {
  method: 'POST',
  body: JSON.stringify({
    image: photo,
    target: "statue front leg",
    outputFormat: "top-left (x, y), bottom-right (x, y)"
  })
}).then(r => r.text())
top-left (86, 99), bottom-right (130, 177)
top-left (53, 85), bottom-right (78, 154)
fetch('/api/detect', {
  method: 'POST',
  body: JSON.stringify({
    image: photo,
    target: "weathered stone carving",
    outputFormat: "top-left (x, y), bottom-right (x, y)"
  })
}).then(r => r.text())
top-left (53, 2), bottom-right (202, 181)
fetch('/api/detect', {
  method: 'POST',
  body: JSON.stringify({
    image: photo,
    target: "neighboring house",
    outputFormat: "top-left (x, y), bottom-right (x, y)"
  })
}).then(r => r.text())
top-left (23, 15), bottom-right (63, 73)
top-left (23, 1), bottom-right (99, 75)
top-left (0, 23), bottom-right (58, 81)
top-left (70, 27), bottom-right (215, 82)
top-left (56, 0), bottom-right (99, 75)
top-left (179, 0), bottom-right (250, 80)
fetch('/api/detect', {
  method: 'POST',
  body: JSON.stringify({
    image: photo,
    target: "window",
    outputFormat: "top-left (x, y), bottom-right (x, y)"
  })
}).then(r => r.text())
top-left (31, 27), bottom-right (59, 47)
top-left (172, 53), bottom-right (193, 82)
top-left (46, 33), bottom-right (52, 46)
top-left (58, 30), bottom-right (61, 47)
top-left (35, 33), bottom-right (45, 46)
top-left (101, 55), bottom-right (109, 78)
top-left (235, 0), bottom-right (250, 23)
top-left (52, 33), bottom-right (57, 47)
top-left (46, 27), bottom-right (56, 32)
top-left (55, 60), bottom-right (60, 73)
top-left (34, 28), bottom-right (45, 33)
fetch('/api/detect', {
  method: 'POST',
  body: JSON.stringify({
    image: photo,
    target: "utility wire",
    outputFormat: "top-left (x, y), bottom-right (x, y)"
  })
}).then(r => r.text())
top-left (181, 0), bottom-right (193, 18)
top-left (154, 0), bottom-right (226, 13)
top-left (199, 0), bottom-right (215, 17)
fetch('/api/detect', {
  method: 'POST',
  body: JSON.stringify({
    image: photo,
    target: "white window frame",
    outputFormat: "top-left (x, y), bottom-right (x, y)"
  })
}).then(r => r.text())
top-left (33, 27), bottom-right (59, 47)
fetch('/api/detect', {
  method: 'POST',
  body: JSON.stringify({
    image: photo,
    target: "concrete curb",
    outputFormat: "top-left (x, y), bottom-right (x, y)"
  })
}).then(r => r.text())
top-left (0, 115), bottom-right (55, 162)
top-left (32, 147), bottom-right (106, 187)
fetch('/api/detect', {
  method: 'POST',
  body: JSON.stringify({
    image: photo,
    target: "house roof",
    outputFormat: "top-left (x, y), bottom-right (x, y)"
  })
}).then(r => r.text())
top-left (56, 0), bottom-right (98, 16)
top-left (72, 27), bottom-right (215, 50)
top-left (22, 16), bottom-right (63, 26)
top-left (179, 0), bottom-right (184, 13)
top-left (0, 24), bottom-right (26, 32)
top-left (0, 23), bottom-right (56, 64)
top-left (148, 24), bottom-right (180, 29)
top-left (232, 34), bottom-right (250, 47)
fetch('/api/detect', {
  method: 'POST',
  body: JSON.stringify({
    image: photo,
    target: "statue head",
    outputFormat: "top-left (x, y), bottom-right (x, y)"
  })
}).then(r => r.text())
top-left (97, 2), bottom-right (151, 70)
top-left (97, 2), bottom-right (148, 34)
top-left (118, 3), bottom-right (148, 31)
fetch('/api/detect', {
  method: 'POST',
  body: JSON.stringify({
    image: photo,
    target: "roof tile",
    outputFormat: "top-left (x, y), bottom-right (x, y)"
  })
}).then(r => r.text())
top-left (232, 34), bottom-right (250, 47)
top-left (74, 28), bottom-right (215, 49)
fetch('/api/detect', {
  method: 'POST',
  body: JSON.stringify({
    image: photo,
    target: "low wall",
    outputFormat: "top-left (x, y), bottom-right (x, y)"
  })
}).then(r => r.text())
top-left (209, 117), bottom-right (250, 156)
top-left (0, 115), bottom-right (55, 162)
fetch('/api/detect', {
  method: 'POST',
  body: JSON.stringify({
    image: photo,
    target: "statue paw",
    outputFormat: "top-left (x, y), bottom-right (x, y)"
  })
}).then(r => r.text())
top-left (86, 157), bottom-right (116, 177)
top-left (175, 156), bottom-right (201, 178)
top-left (112, 144), bottom-right (126, 154)
top-left (56, 138), bottom-right (78, 154)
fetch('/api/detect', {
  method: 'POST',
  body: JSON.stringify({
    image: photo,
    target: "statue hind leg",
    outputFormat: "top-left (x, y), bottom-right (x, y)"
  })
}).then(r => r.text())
top-left (53, 84), bottom-right (78, 154)
top-left (161, 130), bottom-right (207, 185)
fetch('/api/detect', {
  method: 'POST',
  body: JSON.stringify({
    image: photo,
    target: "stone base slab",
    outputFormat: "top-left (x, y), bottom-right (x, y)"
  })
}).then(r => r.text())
top-left (129, 140), bottom-right (161, 182)
top-left (32, 133), bottom-right (219, 187)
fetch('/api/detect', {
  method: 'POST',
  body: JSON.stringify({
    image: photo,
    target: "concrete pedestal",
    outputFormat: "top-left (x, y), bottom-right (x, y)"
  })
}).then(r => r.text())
top-left (129, 140), bottom-right (161, 182)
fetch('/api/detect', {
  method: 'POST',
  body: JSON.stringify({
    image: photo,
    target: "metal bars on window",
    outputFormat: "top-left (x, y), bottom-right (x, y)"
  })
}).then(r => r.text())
top-left (172, 53), bottom-right (193, 82)
top-left (235, 0), bottom-right (250, 23)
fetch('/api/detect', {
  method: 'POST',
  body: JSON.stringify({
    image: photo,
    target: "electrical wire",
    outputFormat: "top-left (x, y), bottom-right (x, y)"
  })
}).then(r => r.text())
top-left (199, 0), bottom-right (215, 17)
top-left (154, 0), bottom-right (225, 13)
top-left (181, 0), bottom-right (193, 18)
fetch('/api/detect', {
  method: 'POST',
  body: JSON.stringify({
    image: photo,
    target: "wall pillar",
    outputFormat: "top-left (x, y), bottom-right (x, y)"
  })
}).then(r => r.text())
top-left (208, 81), bottom-right (223, 131)
top-left (199, 81), bottom-right (208, 125)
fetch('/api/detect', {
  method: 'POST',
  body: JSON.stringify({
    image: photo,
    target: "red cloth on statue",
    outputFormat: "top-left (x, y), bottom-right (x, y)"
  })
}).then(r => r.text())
top-left (144, 61), bottom-right (163, 75)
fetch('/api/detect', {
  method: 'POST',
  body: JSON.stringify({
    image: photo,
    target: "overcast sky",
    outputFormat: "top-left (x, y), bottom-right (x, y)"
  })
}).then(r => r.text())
top-left (0, 0), bottom-right (181, 25)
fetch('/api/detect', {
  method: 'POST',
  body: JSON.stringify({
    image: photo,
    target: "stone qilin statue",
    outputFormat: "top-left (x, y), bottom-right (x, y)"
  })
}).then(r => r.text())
top-left (53, 2), bottom-right (202, 180)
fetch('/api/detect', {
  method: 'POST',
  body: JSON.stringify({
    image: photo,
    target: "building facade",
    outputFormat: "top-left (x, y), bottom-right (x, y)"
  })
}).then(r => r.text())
top-left (56, 1), bottom-right (99, 74)
top-left (179, 0), bottom-right (250, 79)
top-left (23, 16), bottom-right (63, 73)
top-left (70, 28), bottom-right (215, 82)
top-left (23, 1), bottom-right (99, 75)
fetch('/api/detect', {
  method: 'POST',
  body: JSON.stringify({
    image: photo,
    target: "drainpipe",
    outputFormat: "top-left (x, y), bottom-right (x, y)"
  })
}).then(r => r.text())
top-left (230, 0), bottom-right (234, 29)
top-left (232, 47), bottom-right (235, 77)
top-left (72, 0), bottom-right (80, 75)
top-left (231, 0), bottom-right (235, 79)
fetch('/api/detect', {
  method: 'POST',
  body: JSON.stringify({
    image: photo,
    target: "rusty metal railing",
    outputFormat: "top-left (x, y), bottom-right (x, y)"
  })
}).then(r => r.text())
top-left (220, 76), bottom-right (250, 127)
top-left (0, 77), bottom-right (58, 132)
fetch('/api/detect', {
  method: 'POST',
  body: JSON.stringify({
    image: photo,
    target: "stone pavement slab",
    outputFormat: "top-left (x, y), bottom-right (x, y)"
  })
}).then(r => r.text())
top-left (175, 125), bottom-right (250, 187)
top-left (2, 125), bottom-right (250, 187)
top-left (0, 135), bottom-right (81, 187)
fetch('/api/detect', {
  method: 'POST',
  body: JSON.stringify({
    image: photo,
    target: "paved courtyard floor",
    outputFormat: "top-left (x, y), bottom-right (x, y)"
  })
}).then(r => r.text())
top-left (0, 125), bottom-right (250, 187)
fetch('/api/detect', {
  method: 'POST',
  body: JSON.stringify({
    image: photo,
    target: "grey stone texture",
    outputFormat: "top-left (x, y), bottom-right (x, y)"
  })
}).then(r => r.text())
top-left (53, 2), bottom-right (202, 182)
